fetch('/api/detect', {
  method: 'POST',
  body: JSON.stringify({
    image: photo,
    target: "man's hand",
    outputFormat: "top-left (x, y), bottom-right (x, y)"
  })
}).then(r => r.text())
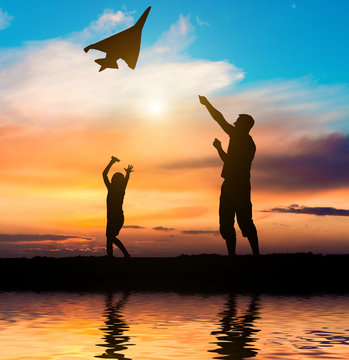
top-left (124, 164), bottom-right (134, 173)
top-left (111, 156), bottom-right (120, 163)
top-left (213, 138), bottom-right (222, 149)
top-left (198, 95), bottom-right (209, 106)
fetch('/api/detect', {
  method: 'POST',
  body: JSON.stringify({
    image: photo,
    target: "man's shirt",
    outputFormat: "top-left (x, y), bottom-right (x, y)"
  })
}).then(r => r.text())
top-left (221, 126), bottom-right (256, 187)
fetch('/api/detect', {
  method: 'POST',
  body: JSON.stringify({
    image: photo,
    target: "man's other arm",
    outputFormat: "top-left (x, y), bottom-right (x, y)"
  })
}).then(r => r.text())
top-left (213, 138), bottom-right (227, 162)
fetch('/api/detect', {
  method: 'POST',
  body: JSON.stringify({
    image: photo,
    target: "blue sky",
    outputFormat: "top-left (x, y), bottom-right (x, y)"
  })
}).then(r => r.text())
top-left (1, 0), bottom-right (349, 85)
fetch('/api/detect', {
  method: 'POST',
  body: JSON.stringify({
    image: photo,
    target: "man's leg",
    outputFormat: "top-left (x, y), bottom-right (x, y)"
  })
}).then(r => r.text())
top-left (236, 199), bottom-right (259, 256)
top-left (246, 224), bottom-right (259, 256)
top-left (219, 182), bottom-right (236, 256)
top-left (113, 237), bottom-right (131, 258)
top-left (106, 236), bottom-right (114, 257)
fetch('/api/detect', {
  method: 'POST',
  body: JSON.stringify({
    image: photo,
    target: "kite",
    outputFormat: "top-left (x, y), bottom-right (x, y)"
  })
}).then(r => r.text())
top-left (84, 7), bottom-right (151, 72)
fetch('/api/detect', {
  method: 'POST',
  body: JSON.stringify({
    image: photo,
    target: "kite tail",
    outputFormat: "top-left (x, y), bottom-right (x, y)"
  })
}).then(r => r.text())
top-left (95, 58), bottom-right (119, 72)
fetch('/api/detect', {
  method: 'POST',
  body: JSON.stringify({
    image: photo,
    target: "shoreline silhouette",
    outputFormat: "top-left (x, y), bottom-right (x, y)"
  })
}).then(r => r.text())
top-left (1, 253), bottom-right (348, 293)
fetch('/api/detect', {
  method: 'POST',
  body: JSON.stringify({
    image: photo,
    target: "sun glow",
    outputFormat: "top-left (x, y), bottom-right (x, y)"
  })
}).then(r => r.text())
top-left (147, 100), bottom-right (165, 116)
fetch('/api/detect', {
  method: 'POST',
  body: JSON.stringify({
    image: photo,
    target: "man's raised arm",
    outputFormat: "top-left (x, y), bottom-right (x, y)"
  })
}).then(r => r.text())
top-left (199, 95), bottom-right (233, 134)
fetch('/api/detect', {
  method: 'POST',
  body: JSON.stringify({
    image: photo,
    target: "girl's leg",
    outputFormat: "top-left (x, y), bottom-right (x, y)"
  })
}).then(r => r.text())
top-left (113, 237), bottom-right (131, 257)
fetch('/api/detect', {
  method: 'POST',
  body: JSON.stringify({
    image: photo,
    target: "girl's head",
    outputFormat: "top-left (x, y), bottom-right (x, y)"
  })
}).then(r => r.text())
top-left (111, 172), bottom-right (125, 185)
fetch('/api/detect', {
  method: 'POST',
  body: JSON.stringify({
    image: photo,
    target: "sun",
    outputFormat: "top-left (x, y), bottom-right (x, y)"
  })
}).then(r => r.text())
top-left (147, 100), bottom-right (165, 116)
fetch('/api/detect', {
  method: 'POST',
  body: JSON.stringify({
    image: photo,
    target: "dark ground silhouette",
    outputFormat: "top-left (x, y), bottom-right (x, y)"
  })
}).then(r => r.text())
top-left (199, 96), bottom-right (259, 256)
top-left (84, 6), bottom-right (151, 71)
top-left (103, 156), bottom-right (133, 258)
top-left (1, 253), bottom-right (348, 293)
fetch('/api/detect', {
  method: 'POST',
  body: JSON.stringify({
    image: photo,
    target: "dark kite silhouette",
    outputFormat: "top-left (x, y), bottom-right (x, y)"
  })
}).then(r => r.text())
top-left (84, 6), bottom-right (151, 72)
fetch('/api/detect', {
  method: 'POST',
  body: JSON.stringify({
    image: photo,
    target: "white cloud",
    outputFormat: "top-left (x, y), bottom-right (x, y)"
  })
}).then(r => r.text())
top-left (0, 8), bottom-right (13, 30)
top-left (196, 16), bottom-right (210, 27)
top-left (0, 13), bottom-right (242, 125)
top-left (70, 9), bottom-right (134, 43)
top-left (0, 9), bottom-right (347, 139)
top-left (219, 79), bottom-right (349, 134)
top-left (90, 9), bottom-right (134, 32)
top-left (145, 14), bottom-right (196, 58)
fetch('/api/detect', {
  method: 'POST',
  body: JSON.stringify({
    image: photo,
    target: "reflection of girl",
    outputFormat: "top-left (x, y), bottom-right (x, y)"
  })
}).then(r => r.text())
top-left (96, 292), bottom-right (132, 359)
top-left (103, 156), bottom-right (133, 257)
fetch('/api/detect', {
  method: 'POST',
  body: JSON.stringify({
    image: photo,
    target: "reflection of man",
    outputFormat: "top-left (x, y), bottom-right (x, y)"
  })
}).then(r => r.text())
top-left (199, 96), bottom-right (259, 256)
top-left (210, 293), bottom-right (260, 359)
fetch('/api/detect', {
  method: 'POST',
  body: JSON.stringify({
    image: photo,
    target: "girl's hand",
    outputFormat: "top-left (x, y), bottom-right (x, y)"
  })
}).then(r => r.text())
top-left (111, 156), bottom-right (120, 163)
top-left (124, 165), bottom-right (134, 173)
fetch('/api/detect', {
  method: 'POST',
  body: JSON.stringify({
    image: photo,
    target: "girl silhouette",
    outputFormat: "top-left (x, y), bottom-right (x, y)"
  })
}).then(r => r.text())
top-left (103, 156), bottom-right (133, 257)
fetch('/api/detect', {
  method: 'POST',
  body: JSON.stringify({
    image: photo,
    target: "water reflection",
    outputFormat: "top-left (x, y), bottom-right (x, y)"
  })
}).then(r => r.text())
top-left (1, 292), bottom-right (349, 360)
top-left (95, 292), bottom-right (133, 359)
top-left (299, 329), bottom-right (349, 348)
top-left (209, 293), bottom-right (260, 359)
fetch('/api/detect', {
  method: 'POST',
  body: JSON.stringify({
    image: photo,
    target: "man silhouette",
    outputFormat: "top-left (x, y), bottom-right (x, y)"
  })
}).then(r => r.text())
top-left (199, 96), bottom-right (259, 256)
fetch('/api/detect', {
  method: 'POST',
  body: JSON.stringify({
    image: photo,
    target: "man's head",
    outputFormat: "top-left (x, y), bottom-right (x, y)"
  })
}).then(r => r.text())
top-left (234, 114), bottom-right (255, 133)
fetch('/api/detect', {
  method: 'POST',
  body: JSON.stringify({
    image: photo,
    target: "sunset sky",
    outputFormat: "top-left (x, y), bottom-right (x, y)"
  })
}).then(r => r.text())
top-left (0, 0), bottom-right (348, 257)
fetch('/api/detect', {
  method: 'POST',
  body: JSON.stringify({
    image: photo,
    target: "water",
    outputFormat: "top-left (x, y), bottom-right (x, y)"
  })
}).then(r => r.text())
top-left (0, 291), bottom-right (349, 359)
